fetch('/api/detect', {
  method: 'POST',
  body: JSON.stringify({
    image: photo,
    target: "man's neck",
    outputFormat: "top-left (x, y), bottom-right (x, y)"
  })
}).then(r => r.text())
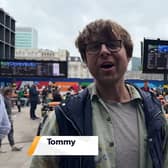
top-left (95, 81), bottom-right (131, 103)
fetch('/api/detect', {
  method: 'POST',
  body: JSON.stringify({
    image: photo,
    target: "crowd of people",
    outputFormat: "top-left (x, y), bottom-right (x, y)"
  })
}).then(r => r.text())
top-left (141, 80), bottom-right (168, 114)
top-left (0, 77), bottom-right (168, 154)
top-left (0, 82), bottom-right (85, 153)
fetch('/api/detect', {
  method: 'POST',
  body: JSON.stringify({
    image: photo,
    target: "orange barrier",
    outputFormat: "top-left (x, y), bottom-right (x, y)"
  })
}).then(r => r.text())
top-left (53, 82), bottom-right (79, 92)
top-left (48, 101), bottom-right (60, 107)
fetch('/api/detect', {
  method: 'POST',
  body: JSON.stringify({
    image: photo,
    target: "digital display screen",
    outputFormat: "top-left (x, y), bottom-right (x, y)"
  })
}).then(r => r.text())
top-left (0, 60), bottom-right (68, 78)
top-left (142, 39), bottom-right (168, 73)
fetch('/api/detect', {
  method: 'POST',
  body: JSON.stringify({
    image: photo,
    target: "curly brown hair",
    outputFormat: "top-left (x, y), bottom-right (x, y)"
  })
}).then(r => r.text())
top-left (75, 19), bottom-right (133, 62)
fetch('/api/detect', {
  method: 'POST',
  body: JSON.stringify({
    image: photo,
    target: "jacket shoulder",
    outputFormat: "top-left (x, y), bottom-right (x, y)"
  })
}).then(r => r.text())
top-left (60, 88), bottom-right (90, 108)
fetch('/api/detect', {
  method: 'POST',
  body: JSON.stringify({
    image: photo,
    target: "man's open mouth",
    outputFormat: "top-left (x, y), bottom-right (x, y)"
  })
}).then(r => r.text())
top-left (100, 62), bottom-right (114, 69)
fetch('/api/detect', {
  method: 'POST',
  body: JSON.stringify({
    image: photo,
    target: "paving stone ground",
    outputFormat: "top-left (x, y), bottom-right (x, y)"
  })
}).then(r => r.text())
top-left (0, 105), bottom-right (42, 168)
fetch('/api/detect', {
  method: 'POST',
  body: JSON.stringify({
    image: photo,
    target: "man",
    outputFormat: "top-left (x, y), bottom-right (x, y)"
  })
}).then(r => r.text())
top-left (0, 87), bottom-right (22, 152)
top-left (0, 93), bottom-right (11, 141)
top-left (29, 84), bottom-right (39, 120)
top-left (30, 19), bottom-right (168, 168)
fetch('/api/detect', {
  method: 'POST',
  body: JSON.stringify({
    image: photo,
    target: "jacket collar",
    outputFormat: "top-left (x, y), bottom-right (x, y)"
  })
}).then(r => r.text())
top-left (88, 82), bottom-right (142, 102)
top-left (60, 88), bottom-right (92, 135)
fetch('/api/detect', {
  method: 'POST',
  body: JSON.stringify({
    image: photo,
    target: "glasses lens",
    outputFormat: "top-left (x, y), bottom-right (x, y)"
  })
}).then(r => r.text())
top-left (86, 42), bottom-right (101, 54)
top-left (106, 40), bottom-right (121, 52)
top-left (85, 40), bottom-right (122, 55)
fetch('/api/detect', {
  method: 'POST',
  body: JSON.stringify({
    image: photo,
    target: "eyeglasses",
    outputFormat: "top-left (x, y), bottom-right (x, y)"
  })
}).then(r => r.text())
top-left (85, 40), bottom-right (122, 55)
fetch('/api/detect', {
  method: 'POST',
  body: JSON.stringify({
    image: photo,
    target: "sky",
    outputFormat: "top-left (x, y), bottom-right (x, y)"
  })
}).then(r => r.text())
top-left (1, 0), bottom-right (168, 58)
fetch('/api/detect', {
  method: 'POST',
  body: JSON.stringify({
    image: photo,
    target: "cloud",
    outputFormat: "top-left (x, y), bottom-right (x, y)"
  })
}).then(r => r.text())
top-left (1, 0), bottom-right (168, 57)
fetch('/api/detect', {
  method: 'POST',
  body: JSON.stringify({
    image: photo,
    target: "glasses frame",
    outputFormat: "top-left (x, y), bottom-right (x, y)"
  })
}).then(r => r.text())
top-left (85, 40), bottom-right (122, 55)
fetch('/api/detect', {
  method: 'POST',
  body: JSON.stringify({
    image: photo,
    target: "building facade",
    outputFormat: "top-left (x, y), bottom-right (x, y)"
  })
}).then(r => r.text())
top-left (54, 49), bottom-right (69, 61)
top-left (0, 8), bottom-right (15, 59)
top-left (15, 48), bottom-right (69, 61)
top-left (68, 56), bottom-right (92, 78)
top-left (15, 27), bottom-right (38, 49)
top-left (15, 48), bottom-right (164, 80)
top-left (15, 48), bottom-right (91, 78)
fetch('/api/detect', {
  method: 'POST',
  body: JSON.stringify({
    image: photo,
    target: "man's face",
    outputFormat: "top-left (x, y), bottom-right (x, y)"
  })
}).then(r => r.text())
top-left (85, 40), bottom-right (130, 85)
top-left (144, 81), bottom-right (149, 87)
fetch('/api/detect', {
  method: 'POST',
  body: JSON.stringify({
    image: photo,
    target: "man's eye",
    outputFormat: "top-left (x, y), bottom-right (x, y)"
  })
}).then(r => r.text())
top-left (107, 42), bottom-right (118, 48)
top-left (87, 44), bottom-right (100, 51)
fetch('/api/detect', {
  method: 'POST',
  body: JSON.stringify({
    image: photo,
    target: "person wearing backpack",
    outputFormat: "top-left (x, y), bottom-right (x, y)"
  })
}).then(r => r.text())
top-left (30, 19), bottom-right (168, 168)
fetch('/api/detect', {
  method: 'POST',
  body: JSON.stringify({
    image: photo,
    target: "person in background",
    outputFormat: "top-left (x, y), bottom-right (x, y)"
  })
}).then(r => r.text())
top-left (24, 84), bottom-right (30, 106)
top-left (29, 84), bottom-right (39, 120)
top-left (0, 87), bottom-right (22, 152)
top-left (0, 93), bottom-right (11, 142)
top-left (41, 86), bottom-right (48, 104)
top-left (16, 88), bottom-right (24, 112)
top-left (64, 86), bottom-right (75, 99)
top-left (79, 85), bottom-right (87, 93)
top-left (141, 80), bottom-right (150, 92)
top-left (30, 19), bottom-right (168, 168)
top-left (52, 87), bottom-right (62, 102)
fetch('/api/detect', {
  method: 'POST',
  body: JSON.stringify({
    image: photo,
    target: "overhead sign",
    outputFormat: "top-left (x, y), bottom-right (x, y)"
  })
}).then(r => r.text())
top-left (0, 59), bottom-right (68, 78)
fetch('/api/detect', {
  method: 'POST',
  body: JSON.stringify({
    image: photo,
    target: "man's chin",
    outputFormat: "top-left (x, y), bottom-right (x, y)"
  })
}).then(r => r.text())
top-left (98, 77), bottom-right (117, 85)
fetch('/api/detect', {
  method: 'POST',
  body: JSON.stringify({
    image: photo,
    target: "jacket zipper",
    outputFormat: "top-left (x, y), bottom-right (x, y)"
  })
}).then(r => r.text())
top-left (152, 110), bottom-right (162, 119)
top-left (149, 110), bottom-right (162, 127)
top-left (141, 102), bottom-right (162, 124)
top-left (57, 105), bottom-right (82, 168)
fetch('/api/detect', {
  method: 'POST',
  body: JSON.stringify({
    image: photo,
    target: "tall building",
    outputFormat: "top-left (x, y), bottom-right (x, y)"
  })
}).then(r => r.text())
top-left (15, 27), bottom-right (38, 49)
top-left (0, 8), bottom-right (15, 59)
top-left (131, 57), bottom-right (141, 71)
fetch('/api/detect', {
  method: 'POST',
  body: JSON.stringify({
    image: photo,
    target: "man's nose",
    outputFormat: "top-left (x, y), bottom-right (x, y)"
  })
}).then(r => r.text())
top-left (99, 44), bottom-right (111, 56)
